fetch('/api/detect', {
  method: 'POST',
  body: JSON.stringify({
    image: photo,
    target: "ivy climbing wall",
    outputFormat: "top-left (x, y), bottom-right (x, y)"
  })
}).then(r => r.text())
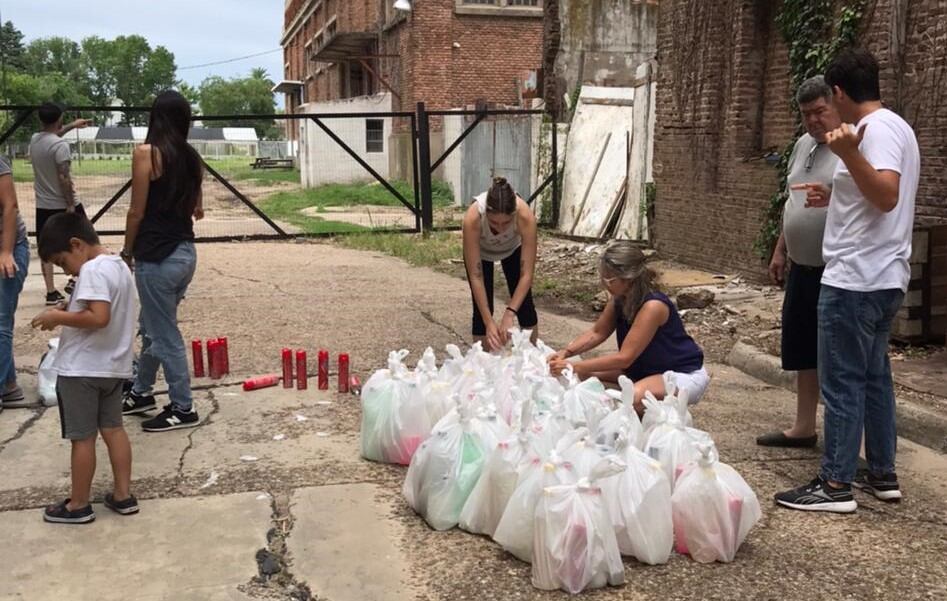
top-left (651, 0), bottom-right (947, 278)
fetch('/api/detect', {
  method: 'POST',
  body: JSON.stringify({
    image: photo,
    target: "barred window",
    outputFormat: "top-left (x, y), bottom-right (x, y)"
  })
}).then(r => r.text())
top-left (366, 119), bottom-right (384, 153)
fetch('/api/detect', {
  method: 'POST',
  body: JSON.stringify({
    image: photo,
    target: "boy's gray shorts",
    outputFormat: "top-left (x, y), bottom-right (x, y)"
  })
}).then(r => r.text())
top-left (56, 376), bottom-right (125, 440)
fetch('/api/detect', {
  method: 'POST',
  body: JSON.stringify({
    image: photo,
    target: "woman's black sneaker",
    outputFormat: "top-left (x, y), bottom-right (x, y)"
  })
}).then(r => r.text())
top-left (122, 391), bottom-right (157, 416)
top-left (43, 499), bottom-right (95, 524)
top-left (142, 404), bottom-right (200, 432)
top-left (104, 493), bottom-right (140, 515)
top-left (852, 469), bottom-right (902, 502)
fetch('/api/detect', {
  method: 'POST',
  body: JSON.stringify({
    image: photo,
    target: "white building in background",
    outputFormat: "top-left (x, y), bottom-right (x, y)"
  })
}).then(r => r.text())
top-left (296, 93), bottom-right (392, 188)
top-left (57, 126), bottom-right (260, 160)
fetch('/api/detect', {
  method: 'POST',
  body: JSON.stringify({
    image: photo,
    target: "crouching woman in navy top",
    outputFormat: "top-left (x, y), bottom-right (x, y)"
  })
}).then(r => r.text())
top-left (548, 241), bottom-right (709, 412)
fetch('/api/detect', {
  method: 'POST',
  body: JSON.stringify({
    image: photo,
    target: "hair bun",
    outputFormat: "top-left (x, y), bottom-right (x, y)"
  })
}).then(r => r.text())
top-left (492, 176), bottom-right (508, 187)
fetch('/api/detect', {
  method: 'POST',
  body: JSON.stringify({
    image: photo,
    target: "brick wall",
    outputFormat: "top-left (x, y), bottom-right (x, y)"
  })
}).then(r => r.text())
top-left (653, 0), bottom-right (947, 278)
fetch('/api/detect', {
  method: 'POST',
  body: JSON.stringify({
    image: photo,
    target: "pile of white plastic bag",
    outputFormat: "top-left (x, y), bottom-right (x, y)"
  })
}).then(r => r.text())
top-left (360, 330), bottom-right (761, 594)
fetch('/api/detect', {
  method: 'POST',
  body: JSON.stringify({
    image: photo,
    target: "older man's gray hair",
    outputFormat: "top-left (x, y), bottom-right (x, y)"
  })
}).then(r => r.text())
top-left (796, 75), bottom-right (833, 105)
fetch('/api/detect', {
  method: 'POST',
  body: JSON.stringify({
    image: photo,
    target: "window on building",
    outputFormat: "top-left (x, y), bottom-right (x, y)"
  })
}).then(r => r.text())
top-left (366, 119), bottom-right (384, 153)
top-left (456, 0), bottom-right (543, 13)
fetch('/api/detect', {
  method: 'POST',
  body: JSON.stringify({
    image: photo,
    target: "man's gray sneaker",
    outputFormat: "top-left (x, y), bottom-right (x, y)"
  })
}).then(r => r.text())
top-left (775, 477), bottom-right (858, 513)
top-left (853, 469), bottom-right (902, 502)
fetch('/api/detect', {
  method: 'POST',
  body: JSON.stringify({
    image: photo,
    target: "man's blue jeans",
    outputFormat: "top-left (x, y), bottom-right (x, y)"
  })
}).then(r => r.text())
top-left (132, 242), bottom-right (196, 412)
top-left (818, 284), bottom-right (904, 484)
top-left (0, 239), bottom-right (29, 389)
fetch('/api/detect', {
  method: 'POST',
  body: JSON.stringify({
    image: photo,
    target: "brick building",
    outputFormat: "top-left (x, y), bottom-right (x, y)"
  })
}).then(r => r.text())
top-left (277, 0), bottom-right (544, 123)
top-left (651, 0), bottom-right (947, 278)
top-left (275, 0), bottom-right (543, 189)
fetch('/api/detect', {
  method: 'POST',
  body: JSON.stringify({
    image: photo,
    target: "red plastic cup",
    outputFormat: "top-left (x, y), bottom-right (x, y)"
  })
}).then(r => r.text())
top-left (243, 374), bottom-right (280, 391)
top-left (296, 350), bottom-right (308, 390)
top-left (318, 349), bottom-right (329, 390)
top-left (192, 339), bottom-right (205, 377)
top-left (207, 340), bottom-right (217, 378)
top-left (281, 348), bottom-right (294, 388)
top-left (219, 337), bottom-right (230, 375)
top-left (337, 353), bottom-right (349, 393)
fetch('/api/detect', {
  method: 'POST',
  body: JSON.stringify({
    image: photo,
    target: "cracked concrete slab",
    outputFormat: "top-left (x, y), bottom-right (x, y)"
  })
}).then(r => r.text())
top-left (0, 491), bottom-right (272, 600)
top-left (288, 483), bottom-right (422, 601)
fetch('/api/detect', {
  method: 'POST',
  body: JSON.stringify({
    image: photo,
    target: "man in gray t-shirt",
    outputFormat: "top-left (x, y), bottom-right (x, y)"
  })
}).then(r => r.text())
top-left (757, 76), bottom-right (841, 449)
top-left (0, 156), bottom-right (30, 408)
top-left (29, 102), bottom-right (90, 305)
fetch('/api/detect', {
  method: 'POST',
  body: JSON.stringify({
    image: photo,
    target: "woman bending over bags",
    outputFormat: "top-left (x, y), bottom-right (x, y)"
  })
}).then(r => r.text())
top-left (462, 177), bottom-right (539, 351)
top-left (548, 241), bottom-right (709, 411)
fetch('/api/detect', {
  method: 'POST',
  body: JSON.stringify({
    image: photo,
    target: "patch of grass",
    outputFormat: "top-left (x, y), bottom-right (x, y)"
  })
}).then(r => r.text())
top-left (337, 231), bottom-right (462, 268)
top-left (8, 157), bottom-right (299, 185)
top-left (258, 179), bottom-right (455, 235)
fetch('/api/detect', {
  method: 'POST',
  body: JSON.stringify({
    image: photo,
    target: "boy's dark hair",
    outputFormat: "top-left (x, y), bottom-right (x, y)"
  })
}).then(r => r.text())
top-left (38, 102), bottom-right (65, 127)
top-left (38, 212), bottom-right (100, 262)
top-left (824, 48), bottom-right (881, 103)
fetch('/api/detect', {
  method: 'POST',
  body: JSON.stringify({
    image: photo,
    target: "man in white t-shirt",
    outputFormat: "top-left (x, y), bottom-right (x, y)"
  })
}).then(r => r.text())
top-left (776, 49), bottom-right (920, 514)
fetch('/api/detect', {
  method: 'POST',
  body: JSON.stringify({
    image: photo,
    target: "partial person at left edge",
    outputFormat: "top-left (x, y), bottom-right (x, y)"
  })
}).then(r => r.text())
top-left (0, 155), bottom-right (30, 412)
top-left (29, 102), bottom-right (92, 305)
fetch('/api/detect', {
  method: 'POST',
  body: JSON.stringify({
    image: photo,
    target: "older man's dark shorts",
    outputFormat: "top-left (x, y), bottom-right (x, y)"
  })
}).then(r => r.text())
top-left (781, 262), bottom-right (824, 371)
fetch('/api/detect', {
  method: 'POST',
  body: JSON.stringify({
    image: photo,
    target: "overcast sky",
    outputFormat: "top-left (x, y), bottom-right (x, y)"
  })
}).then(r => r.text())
top-left (3, 0), bottom-right (285, 103)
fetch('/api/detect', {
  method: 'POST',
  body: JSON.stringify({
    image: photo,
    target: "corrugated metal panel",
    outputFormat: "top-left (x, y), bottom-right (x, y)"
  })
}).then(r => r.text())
top-left (461, 117), bottom-right (532, 205)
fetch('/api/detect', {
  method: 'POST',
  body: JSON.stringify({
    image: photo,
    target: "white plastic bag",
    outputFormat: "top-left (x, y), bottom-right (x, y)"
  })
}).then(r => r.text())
top-left (671, 443), bottom-right (762, 563)
top-left (560, 430), bottom-right (611, 479)
top-left (459, 400), bottom-right (542, 537)
top-left (493, 449), bottom-right (576, 563)
top-left (596, 375), bottom-right (645, 449)
top-left (360, 350), bottom-right (431, 465)
top-left (640, 374), bottom-right (693, 437)
top-left (402, 407), bottom-right (488, 531)
top-left (642, 390), bottom-right (712, 486)
top-left (600, 430), bottom-right (673, 565)
top-left (532, 457), bottom-right (626, 594)
top-left (37, 337), bottom-right (59, 407)
top-left (560, 367), bottom-right (611, 431)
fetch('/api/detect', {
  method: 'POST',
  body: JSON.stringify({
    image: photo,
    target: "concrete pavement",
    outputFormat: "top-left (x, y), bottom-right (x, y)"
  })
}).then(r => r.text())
top-left (0, 242), bottom-right (944, 600)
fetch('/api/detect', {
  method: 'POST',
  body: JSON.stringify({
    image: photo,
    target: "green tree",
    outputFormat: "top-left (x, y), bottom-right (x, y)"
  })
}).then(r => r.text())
top-left (198, 68), bottom-right (280, 139)
top-left (80, 35), bottom-right (176, 119)
top-left (25, 37), bottom-right (84, 79)
top-left (0, 21), bottom-right (26, 72)
top-left (0, 71), bottom-right (92, 143)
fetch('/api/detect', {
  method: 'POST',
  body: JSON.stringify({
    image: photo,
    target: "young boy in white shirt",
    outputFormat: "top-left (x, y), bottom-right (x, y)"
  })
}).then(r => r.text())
top-left (32, 212), bottom-right (138, 524)
top-left (775, 48), bottom-right (919, 514)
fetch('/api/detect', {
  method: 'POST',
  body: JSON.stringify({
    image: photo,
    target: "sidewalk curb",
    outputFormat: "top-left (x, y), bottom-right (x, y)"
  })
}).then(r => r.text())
top-left (727, 342), bottom-right (947, 453)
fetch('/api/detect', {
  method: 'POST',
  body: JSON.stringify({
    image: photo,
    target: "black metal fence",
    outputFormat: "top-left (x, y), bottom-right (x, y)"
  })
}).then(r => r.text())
top-left (0, 102), bottom-right (559, 241)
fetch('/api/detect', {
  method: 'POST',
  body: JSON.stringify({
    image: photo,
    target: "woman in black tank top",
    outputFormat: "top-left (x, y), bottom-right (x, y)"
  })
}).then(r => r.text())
top-left (120, 91), bottom-right (205, 432)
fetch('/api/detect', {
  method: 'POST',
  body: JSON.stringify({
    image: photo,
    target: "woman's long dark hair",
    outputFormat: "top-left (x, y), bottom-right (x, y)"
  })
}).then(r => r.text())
top-left (145, 90), bottom-right (202, 217)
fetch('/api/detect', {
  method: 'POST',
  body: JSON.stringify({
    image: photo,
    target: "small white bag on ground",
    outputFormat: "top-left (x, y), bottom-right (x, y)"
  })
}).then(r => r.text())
top-left (532, 457), bottom-right (626, 594)
top-left (402, 406), bottom-right (489, 531)
top-left (360, 350), bottom-right (431, 465)
top-left (600, 430), bottom-right (673, 565)
top-left (37, 337), bottom-right (60, 407)
top-left (493, 449), bottom-right (577, 563)
top-left (671, 443), bottom-right (762, 563)
top-left (596, 376), bottom-right (644, 449)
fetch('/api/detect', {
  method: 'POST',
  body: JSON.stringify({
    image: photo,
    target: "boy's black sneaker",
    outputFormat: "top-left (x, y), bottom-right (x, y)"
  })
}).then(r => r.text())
top-left (43, 499), bottom-right (95, 524)
top-left (142, 404), bottom-right (200, 432)
top-left (852, 469), bottom-right (902, 502)
top-left (122, 391), bottom-right (156, 416)
top-left (774, 477), bottom-right (858, 513)
top-left (104, 493), bottom-right (140, 515)
top-left (45, 290), bottom-right (66, 306)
